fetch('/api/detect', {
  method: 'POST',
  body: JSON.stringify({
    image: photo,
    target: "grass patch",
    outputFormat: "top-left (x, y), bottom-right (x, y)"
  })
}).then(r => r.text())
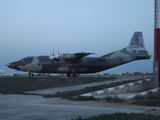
top-left (72, 96), bottom-right (98, 101)
top-left (0, 76), bottom-right (116, 94)
top-left (131, 93), bottom-right (160, 106)
top-left (71, 113), bottom-right (160, 120)
top-left (104, 96), bottom-right (113, 102)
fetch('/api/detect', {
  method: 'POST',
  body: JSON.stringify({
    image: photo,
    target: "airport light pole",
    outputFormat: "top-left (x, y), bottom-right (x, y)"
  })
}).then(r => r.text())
top-left (153, 0), bottom-right (160, 88)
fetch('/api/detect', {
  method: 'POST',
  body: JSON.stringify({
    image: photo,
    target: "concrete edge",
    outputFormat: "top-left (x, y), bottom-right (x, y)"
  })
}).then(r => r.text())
top-left (125, 87), bottom-right (160, 100)
top-left (81, 79), bottom-right (153, 97)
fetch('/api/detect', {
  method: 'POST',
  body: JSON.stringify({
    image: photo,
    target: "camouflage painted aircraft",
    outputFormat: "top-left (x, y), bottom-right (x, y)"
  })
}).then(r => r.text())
top-left (6, 32), bottom-right (151, 77)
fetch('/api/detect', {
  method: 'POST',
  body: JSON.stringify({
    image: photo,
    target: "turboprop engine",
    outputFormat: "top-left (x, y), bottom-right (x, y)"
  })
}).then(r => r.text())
top-left (49, 53), bottom-right (77, 63)
top-left (59, 54), bottom-right (76, 60)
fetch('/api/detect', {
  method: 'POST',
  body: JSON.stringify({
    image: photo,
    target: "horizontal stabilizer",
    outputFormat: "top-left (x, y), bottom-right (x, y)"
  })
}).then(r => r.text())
top-left (136, 55), bottom-right (151, 59)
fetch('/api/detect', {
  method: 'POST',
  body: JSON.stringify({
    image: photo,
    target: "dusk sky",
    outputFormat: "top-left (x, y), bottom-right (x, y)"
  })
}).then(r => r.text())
top-left (0, 0), bottom-right (154, 75)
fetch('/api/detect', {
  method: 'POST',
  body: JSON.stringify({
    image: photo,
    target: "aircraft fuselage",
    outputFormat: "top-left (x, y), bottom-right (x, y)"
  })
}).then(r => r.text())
top-left (6, 55), bottom-right (135, 75)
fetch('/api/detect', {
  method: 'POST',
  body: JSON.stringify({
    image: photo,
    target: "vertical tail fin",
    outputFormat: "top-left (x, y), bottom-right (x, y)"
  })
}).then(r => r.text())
top-left (101, 31), bottom-right (151, 59)
top-left (126, 31), bottom-right (145, 50)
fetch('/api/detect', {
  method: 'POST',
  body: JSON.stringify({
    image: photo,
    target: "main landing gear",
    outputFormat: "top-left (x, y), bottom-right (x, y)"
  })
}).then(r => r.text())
top-left (28, 72), bottom-right (34, 77)
top-left (67, 72), bottom-right (79, 77)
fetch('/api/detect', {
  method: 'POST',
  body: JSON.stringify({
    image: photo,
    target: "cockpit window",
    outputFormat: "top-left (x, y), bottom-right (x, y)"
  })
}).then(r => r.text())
top-left (20, 58), bottom-right (28, 62)
top-left (20, 59), bottom-right (25, 62)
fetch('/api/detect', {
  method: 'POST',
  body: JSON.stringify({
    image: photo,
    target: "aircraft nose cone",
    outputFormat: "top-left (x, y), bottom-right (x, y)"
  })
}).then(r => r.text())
top-left (6, 63), bottom-right (15, 69)
top-left (6, 62), bottom-right (20, 70)
top-left (6, 63), bottom-right (10, 67)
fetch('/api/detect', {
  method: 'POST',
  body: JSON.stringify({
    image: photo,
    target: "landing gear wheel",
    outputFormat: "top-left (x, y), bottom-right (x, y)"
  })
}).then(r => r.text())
top-left (70, 73), bottom-right (74, 77)
top-left (28, 72), bottom-right (34, 77)
top-left (67, 73), bottom-right (70, 77)
top-left (75, 73), bottom-right (79, 77)
top-left (66, 72), bottom-right (79, 77)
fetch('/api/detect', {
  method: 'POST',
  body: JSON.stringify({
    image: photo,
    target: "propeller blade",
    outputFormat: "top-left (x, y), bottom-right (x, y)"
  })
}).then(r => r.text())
top-left (49, 47), bottom-right (61, 61)
top-left (58, 46), bottom-right (60, 55)
top-left (49, 48), bottom-right (55, 59)
top-left (52, 48), bottom-right (54, 56)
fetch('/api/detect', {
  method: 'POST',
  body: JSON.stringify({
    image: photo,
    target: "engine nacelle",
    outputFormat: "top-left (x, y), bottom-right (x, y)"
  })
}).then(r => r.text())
top-left (59, 54), bottom-right (76, 60)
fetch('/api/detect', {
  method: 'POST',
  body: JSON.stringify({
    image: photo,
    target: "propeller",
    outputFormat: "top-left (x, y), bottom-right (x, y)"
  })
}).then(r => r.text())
top-left (49, 46), bottom-right (61, 62)
top-left (49, 49), bottom-right (55, 59)
top-left (58, 46), bottom-right (60, 56)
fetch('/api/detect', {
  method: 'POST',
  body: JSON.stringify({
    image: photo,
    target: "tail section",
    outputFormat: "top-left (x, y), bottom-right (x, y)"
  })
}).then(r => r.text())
top-left (126, 31), bottom-right (151, 60)
top-left (101, 31), bottom-right (151, 60)
top-left (126, 31), bottom-right (145, 51)
top-left (100, 31), bottom-right (150, 70)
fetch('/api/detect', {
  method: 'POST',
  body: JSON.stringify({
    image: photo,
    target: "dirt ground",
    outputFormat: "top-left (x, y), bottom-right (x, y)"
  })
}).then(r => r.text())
top-left (43, 97), bottom-right (160, 117)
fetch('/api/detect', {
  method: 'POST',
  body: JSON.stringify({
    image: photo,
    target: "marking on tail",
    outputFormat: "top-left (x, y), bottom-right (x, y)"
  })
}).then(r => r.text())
top-left (127, 31), bottom-right (145, 50)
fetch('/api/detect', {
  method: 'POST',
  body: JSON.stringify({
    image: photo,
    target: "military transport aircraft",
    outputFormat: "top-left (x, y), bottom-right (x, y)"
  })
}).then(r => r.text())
top-left (6, 32), bottom-right (151, 77)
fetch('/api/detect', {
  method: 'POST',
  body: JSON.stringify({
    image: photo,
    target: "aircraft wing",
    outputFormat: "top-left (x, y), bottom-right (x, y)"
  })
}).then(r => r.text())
top-left (52, 52), bottom-right (94, 62)
top-left (73, 52), bottom-right (94, 59)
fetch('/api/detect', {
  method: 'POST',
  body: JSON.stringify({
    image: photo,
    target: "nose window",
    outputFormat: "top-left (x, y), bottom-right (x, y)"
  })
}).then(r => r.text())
top-left (20, 58), bottom-right (28, 62)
